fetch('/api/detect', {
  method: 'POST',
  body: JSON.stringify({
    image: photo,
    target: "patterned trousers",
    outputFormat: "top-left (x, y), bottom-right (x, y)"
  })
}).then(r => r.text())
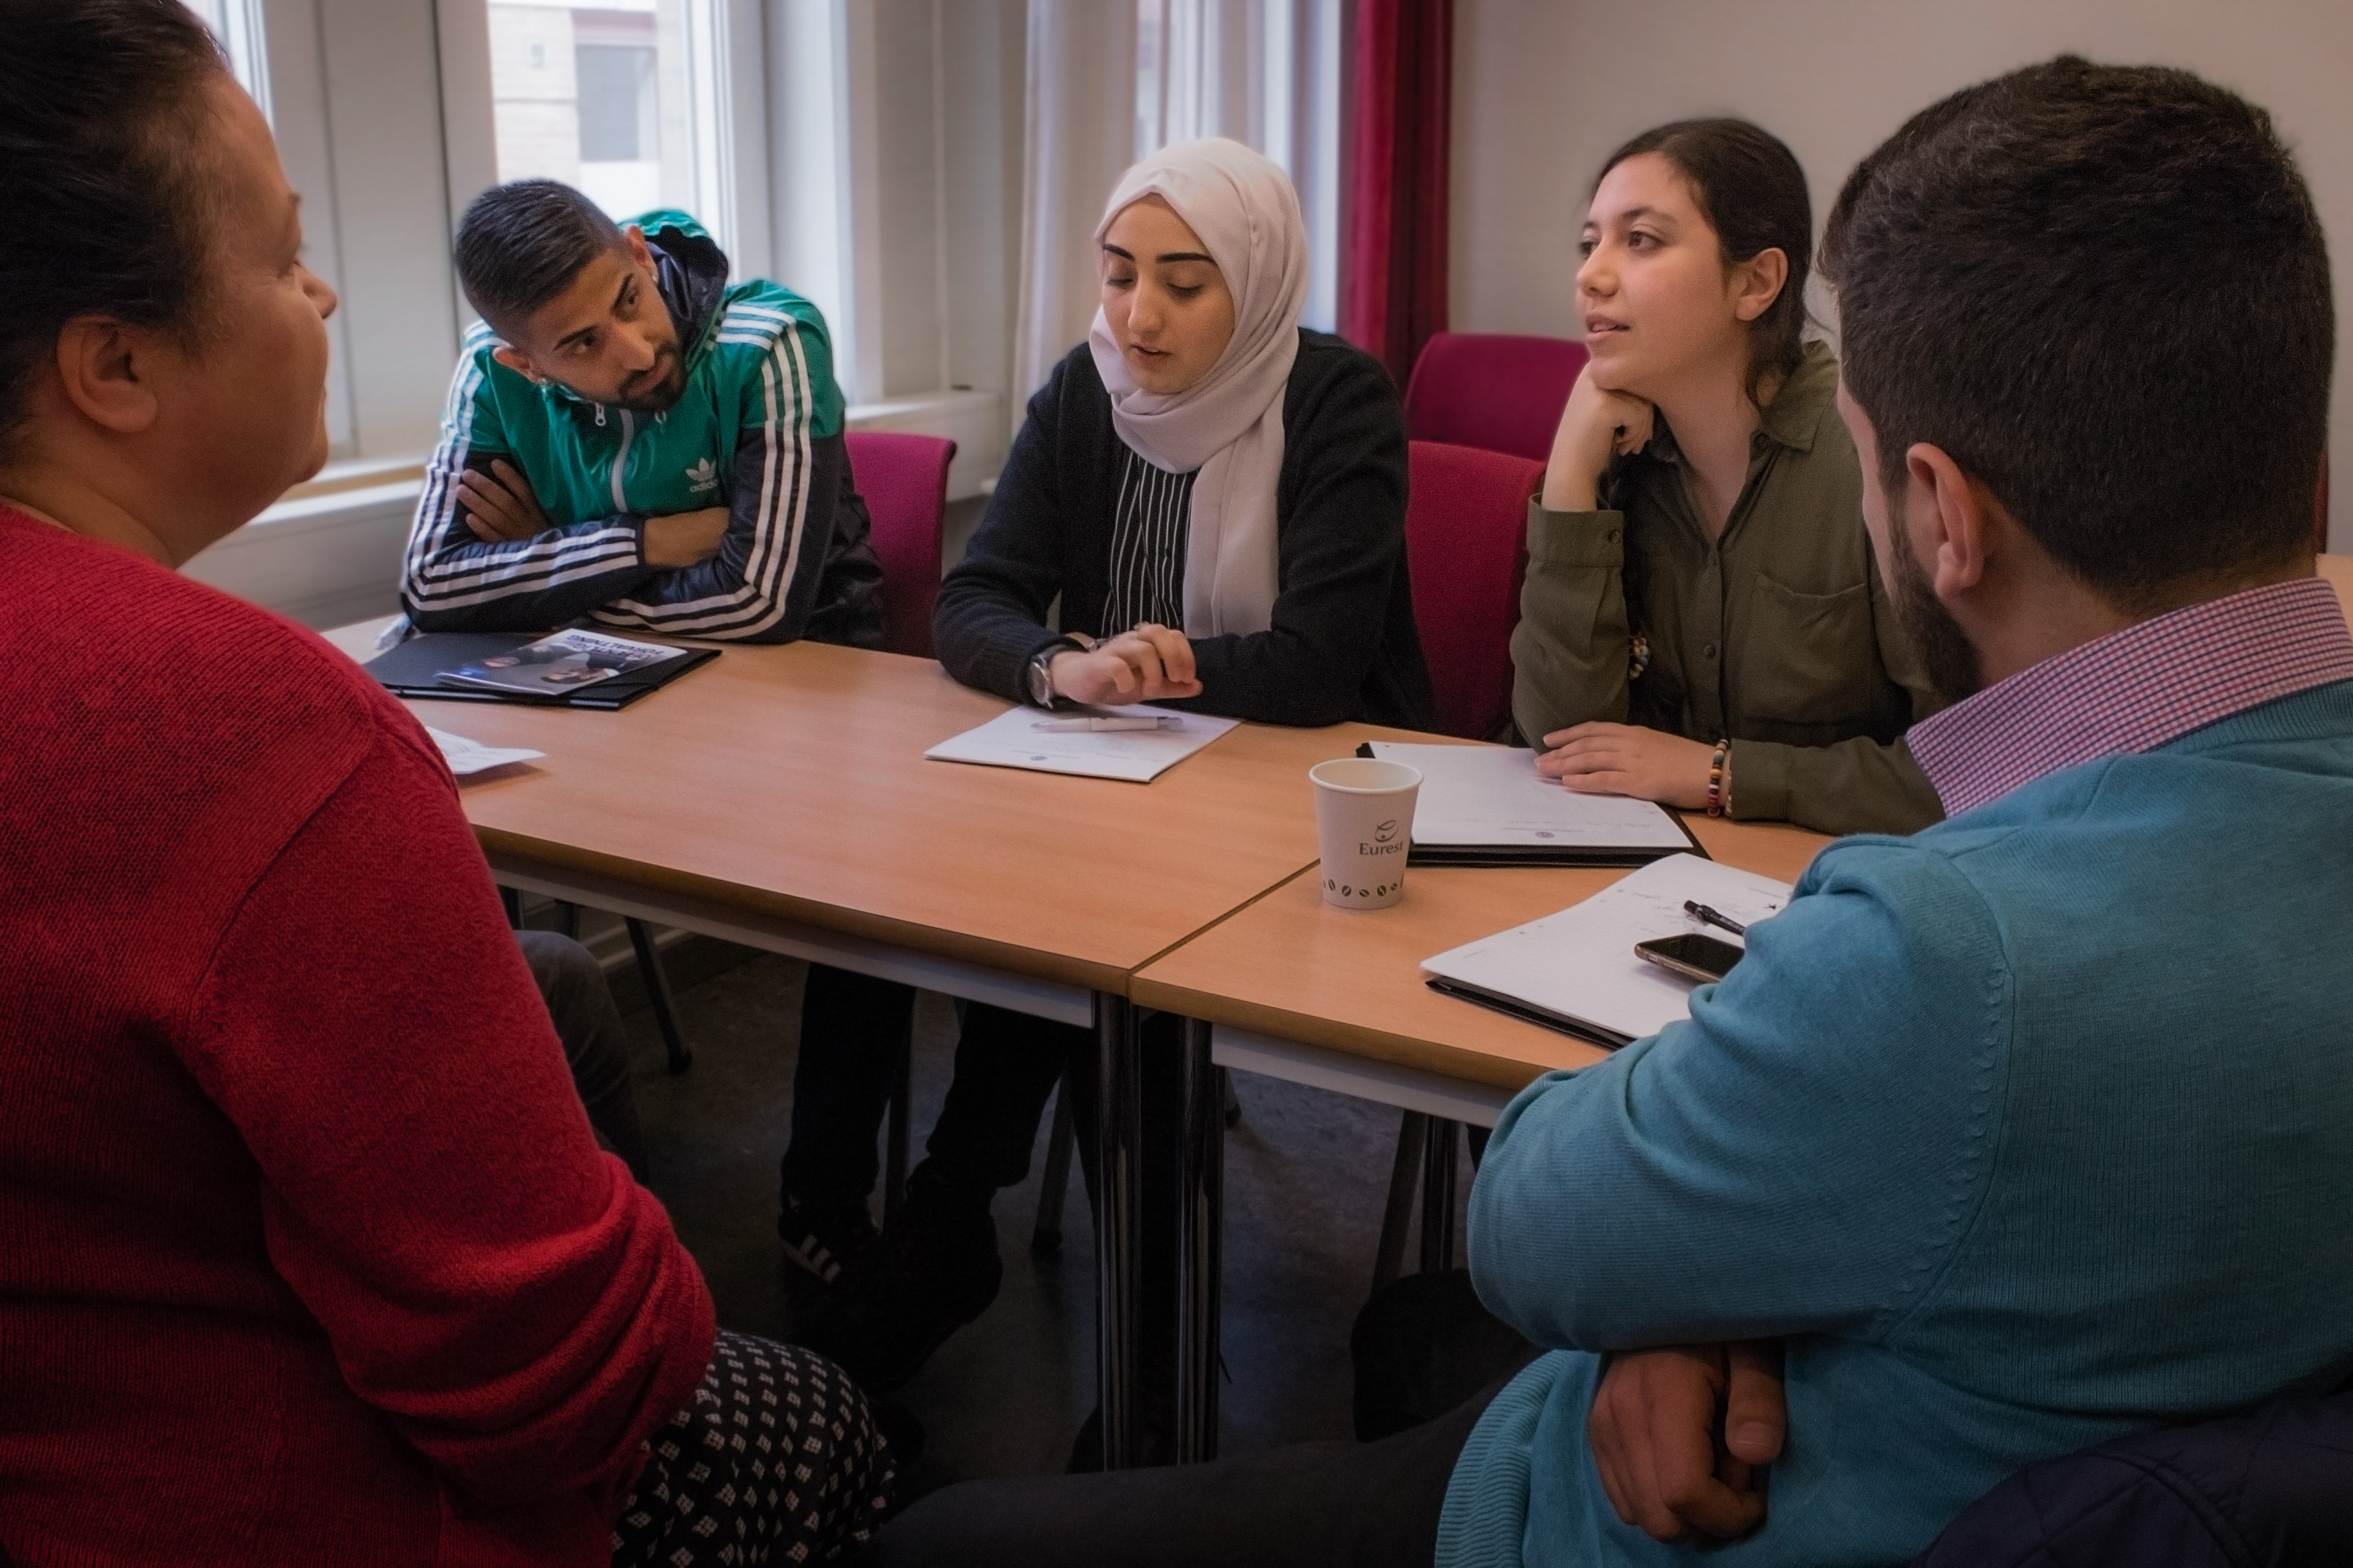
top-left (613, 1330), bottom-right (896, 1565)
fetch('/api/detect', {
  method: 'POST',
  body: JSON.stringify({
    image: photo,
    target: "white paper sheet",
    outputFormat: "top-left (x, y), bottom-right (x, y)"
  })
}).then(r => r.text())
top-left (1366, 742), bottom-right (1690, 849)
top-left (1420, 853), bottom-right (1794, 1042)
top-left (426, 726), bottom-right (546, 776)
top-left (923, 703), bottom-right (1241, 783)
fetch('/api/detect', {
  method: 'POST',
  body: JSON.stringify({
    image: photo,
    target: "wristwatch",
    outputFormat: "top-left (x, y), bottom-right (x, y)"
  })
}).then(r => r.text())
top-left (1025, 637), bottom-right (1083, 707)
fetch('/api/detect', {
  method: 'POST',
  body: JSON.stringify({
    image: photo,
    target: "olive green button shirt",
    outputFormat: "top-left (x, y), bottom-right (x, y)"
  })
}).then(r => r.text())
top-left (1509, 342), bottom-right (1944, 837)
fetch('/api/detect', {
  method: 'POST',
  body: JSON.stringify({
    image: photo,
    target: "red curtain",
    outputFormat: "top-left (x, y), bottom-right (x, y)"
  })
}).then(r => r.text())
top-left (1342, 0), bottom-right (1453, 384)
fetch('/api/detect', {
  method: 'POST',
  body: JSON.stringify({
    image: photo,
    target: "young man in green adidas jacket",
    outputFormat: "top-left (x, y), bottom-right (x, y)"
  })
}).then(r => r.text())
top-left (401, 180), bottom-right (882, 643)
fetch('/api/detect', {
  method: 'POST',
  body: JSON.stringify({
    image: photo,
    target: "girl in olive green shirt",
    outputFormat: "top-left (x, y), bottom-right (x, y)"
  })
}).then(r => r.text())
top-left (1511, 119), bottom-right (1942, 837)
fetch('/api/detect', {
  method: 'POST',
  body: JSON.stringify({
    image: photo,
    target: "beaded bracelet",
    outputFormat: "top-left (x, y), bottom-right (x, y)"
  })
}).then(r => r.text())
top-left (1705, 739), bottom-right (1730, 817)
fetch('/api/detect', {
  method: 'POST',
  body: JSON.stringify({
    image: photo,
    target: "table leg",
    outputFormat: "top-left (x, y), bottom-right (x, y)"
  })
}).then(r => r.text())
top-left (1092, 991), bottom-right (1140, 1470)
top-left (1420, 1119), bottom-right (1460, 1275)
top-left (1176, 1016), bottom-right (1222, 1463)
top-left (1373, 1111), bottom-right (1429, 1294)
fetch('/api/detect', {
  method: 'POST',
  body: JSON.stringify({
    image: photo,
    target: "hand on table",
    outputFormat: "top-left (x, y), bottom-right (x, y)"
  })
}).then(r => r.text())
top-left (456, 458), bottom-right (551, 543)
top-left (1048, 623), bottom-right (1203, 705)
top-left (642, 507), bottom-right (729, 568)
top-left (1541, 370), bottom-right (1657, 512)
top-left (1588, 1340), bottom-right (1786, 1543)
top-left (1537, 722), bottom-right (1715, 809)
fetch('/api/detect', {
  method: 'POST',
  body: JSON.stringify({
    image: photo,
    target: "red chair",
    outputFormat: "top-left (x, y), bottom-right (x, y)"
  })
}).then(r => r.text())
top-left (1401, 331), bottom-right (1588, 465)
top-left (843, 430), bottom-right (956, 659)
top-left (1404, 439), bottom-right (1548, 741)
top-left (1376, 440), bottom-right (1547, 1290)
top-left (839, 430), bottom-right (955, 1218)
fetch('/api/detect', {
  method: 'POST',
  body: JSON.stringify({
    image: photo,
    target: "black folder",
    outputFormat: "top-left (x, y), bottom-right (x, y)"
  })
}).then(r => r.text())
top-left (1354, 742), bottom-right (1707, 867)
top-left (1422, 976), bottom-right (1636, 1048)
top-left (362, 632), bottom-right (719, 711)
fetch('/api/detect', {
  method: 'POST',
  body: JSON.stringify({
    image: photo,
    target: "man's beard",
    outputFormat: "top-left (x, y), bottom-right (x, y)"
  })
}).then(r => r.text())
top-left (613, 348), bottom-right (686, 413)
top-left (1886, 495), bottom-right (1985, 706)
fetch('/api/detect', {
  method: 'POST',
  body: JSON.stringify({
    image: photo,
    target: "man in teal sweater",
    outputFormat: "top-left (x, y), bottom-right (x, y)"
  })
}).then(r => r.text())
top-left (863, 55), bottom-right (2353, 1568)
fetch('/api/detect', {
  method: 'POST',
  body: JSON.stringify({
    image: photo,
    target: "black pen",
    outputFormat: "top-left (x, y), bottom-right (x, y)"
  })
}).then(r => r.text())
top-left (1683, 900), bottom-right (1747, 937)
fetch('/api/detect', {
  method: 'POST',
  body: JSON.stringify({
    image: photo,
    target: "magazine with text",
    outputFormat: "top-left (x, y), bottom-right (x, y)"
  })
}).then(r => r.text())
top-left (436, 628), bottom-right (686, 698)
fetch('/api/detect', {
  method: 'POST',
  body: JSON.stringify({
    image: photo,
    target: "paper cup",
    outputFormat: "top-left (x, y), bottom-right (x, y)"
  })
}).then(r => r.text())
top-left (1310, 758), bottom-right (1421, 910)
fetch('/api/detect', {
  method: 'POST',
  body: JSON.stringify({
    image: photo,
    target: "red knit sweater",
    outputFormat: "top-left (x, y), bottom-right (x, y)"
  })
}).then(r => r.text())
top-left (0, 508), bottom-right (715, 1565)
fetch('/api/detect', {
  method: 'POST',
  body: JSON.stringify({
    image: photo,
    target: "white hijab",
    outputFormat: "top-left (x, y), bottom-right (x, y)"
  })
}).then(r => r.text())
top-left (1088, 138), bottom-right (1309, 638)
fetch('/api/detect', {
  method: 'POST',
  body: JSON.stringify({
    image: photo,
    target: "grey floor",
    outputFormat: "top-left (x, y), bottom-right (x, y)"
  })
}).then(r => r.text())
top-left (609, 937), bottom-right (1473, 1485)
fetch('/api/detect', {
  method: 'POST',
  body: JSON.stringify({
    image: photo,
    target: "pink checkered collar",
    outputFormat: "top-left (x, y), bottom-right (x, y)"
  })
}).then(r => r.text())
top-left (1906, 575), bottom-right (2353, 819)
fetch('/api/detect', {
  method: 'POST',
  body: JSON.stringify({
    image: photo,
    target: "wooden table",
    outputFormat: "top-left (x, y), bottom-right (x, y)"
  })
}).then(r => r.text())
top-left (1135, 813), bottom-right (1830, 1120)
top-left (1130, 813), bottom-right (1831, 1460)
top-left (327, 621), bottom-right (1385, 1467)
top-left (366, 637), bottom-right (1374, 1012)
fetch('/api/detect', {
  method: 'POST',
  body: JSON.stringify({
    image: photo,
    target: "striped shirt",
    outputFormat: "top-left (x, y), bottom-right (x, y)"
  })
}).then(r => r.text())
top-left (1101, 442), bottom-right (1196, 633)
top-left (1907, 574), bottom-right (2353, 817)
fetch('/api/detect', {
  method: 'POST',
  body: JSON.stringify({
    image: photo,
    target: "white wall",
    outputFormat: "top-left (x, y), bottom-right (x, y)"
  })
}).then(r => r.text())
top-left (304, 0), bottom-right (471, 457)
top-left (1451, 0), bottom-right (2353, 551)
top-left (868, 0), bottom-right (1027, 405)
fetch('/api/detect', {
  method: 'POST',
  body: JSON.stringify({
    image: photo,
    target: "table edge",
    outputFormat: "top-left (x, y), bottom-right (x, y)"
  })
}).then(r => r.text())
top-left (1127, 967), bottom-right (1610, 1091)
top-left (480, 828), bottom-right (1140, 995)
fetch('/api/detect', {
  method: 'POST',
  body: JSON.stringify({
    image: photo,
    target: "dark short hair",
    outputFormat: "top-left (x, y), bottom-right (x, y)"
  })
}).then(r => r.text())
top-left (453, 180), bottom-right (627, 335)
top-left (0, 0), bottom-right (227, 457)
top-left (1822, 56), bottom-right (2332, 607)
top-left (1599, 119), bottom-right (1813, 405)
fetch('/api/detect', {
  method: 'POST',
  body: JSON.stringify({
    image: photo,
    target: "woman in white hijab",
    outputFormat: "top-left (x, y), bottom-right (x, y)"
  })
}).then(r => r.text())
top-left (789, 141), bottom-right (1434, 1422)
top-left (933, 135), bottom-right (1435, 729)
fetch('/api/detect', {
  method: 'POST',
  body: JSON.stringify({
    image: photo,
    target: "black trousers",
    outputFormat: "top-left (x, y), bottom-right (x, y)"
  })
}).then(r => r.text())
top-left (782, 965), bottom-right (1092, 1207)
top-left (783, 968), bottom-right (1190, 1412)
top-left (517, 929), bottom-right (650, 1180)
top-left (858, 1374), bottom-right (1496, 1568)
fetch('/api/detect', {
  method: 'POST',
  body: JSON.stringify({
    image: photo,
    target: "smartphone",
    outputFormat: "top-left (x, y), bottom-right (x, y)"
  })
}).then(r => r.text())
top-left (1633, 932), bottom-right (1746, 985)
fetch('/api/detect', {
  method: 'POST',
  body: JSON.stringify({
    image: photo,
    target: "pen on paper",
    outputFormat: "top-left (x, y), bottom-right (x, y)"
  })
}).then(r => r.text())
top-left (1683, 900), bottom-right (1747, 936)
top-left (1031, 716), bottom-right (1183, 733)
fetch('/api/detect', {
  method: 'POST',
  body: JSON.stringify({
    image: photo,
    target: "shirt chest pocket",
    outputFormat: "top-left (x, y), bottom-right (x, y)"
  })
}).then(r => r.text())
top-left (1736, 572), bottom-right (1880, 726)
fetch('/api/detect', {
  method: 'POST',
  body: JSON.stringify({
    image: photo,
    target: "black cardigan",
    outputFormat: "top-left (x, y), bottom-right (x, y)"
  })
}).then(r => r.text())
top-left (935, 330), bottom-right (1437, 731)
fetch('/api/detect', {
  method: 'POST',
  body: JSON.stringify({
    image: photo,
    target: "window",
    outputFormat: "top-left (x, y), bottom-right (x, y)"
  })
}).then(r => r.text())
top-left (189, 0), bottom-right (271, 121)
top-left (1132, 0), bottom-right (1347, 331)
top-left (485, 0), bottom-right (734, 244)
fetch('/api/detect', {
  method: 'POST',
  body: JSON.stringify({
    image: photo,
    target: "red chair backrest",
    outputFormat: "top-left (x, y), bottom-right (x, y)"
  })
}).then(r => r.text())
top-left (1405, 439), bottom-right (1547, 740)
top-left (844, 430), bottom-right (956, 659)
top-left (1402, 332), bottom-right (1588, 465)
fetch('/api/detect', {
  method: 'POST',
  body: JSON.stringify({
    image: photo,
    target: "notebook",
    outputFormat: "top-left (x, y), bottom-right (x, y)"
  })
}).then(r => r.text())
top-left (363, 629), bottom-right (718, 711)
top-left (1420, 853), bottom-right (1793, 1047)
top-left (1358, 742), bottom-right (1700, 866)
top-left (924, 703), bottom-right (1241, 783)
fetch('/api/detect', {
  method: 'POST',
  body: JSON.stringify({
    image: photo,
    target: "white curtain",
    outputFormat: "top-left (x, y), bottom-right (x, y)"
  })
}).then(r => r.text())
top-left (1011, 0), bottom-right (1140, 439)
top-left (1138, 0), bottom-right (1345, 334)
top-left (1011, 0), bottom-right (1346, 437)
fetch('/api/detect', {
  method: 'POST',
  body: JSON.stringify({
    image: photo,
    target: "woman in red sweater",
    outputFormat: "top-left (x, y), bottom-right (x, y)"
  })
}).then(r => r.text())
top-left (0, 4), bottom-right (892, 1562)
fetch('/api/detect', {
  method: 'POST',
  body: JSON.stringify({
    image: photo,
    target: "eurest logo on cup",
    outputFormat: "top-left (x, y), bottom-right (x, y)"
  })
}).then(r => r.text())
top-left (1309, 758), bottom-right (1420, 910)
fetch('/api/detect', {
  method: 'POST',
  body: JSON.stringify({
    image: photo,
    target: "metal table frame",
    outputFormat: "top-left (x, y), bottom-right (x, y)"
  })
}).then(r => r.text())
top-left (489, 853), bottom-right (1158, 1469)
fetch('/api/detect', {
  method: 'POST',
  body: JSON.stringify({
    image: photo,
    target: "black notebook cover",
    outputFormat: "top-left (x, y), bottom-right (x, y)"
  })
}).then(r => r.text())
top-left (363, 632), bottom-right (718, 711)
top-left (1423, 977), bottom-right (1635, 1049)
top-left (1354, 742), bottom-right (1707, 866)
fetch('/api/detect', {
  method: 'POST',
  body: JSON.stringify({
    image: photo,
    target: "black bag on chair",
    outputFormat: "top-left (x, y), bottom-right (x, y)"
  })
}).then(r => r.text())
top-left (1913, 1381), bottom-right (2353, 1567)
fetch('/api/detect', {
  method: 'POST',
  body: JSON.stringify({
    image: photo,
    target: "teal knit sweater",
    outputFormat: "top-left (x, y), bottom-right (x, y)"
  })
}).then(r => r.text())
top-left (1441, 680), bottom-right (2353, 1568)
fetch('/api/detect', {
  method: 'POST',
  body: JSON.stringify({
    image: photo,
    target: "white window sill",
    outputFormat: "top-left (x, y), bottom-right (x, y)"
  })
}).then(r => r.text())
top-left (189, 388), bottom-right (1007, 628)
top-left (844, 387), bottom-right (1006, 500)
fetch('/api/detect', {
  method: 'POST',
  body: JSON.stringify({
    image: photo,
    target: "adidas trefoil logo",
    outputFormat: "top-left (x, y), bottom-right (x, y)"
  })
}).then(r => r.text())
top-left (685, 457), bottom-right (720, 493)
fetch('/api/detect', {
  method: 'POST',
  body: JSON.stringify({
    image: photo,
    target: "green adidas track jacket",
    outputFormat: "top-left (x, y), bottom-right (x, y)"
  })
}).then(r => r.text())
top-left (400, 211), bottom-right (883, 644)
